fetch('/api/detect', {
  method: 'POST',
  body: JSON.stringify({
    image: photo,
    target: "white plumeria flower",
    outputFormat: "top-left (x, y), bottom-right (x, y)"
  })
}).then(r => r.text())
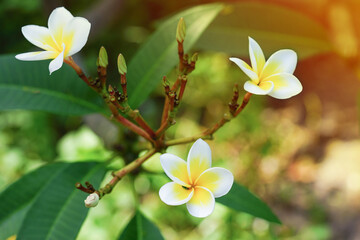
top-left (159, 139), bottom-right (234, 218)
top-left (230, 37), bottom-right (302, 99)
top-left (15, 7), bottom-right (91, 74)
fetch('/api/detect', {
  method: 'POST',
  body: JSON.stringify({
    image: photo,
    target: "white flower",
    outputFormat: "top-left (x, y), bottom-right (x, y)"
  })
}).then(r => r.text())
top-left (230, 37), bottom-right (302, 99)
top-left (159, 139), bottom-right (234, 218)
top-left (84, 193), bottom-right (99, 208)
top-left (15, 7), bottom-right (91, 74)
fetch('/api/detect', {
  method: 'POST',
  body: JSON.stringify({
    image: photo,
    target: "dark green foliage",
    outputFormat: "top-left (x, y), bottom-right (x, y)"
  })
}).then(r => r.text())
top-left (118, 210), bottom-right (164, 240)
top-left (0, 162), bottom-right (107, 240)
top-left (0, 55), bottom-right (104, 115)
top-left (217, 182), bottom-right (281, 224)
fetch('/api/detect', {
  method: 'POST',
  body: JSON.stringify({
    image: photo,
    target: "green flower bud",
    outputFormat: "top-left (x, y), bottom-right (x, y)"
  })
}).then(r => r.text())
top-left (191, 52), bottom-right (198, 62)
top-left (176, 17), bottom-right (186, 42)
top-left (117, 54), bottom-right (127, 75)
top-left (98, 46), bottom-right (108, 68)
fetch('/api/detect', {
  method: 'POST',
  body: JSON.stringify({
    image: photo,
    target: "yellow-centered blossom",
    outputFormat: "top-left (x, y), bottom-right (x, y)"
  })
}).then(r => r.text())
top-left (15, 7), bottom-right (91, 74)
top-left (159, 139), bottom-right (234, 218)
top-left (230, 37), bottom-right (302, 99)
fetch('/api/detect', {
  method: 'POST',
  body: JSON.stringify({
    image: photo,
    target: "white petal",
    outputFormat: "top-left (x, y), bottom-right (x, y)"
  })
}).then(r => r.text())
top-left (160, 153), bottom-right (190, 186)
top-left (248, 37), bottom-right (265, 75)
top-left (48, 7), bottom-right (73, 44)
top-left (244, 80), bottom-right (273, 95)
top-left (229, 57), bottom-right (258, 81)
top-left (186, 186), bottom-right (215, 218)
top-left (63, 17), bottom-right (91, 56)
top-left (21, 25), bottom-right (58, 51)
top-left (187, 139), bottom-right (212, 184)
top-left (263, 73), bottom-right (303, 99)
top-left (159, 182), bottom-right (194, 206)
top-left (195, 167), bottom-right (234, 198)
top-left (15, 51), bottom-right (56, 61)
top-left (49, 44), bottom-right (65, 74)
top-left (261, 49), bottom-right (297, 78)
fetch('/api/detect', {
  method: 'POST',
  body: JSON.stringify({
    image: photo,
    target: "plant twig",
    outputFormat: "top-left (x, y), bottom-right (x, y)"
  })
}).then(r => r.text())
top-left (165, 92), bottom-right (253, 146)
top-left (65, 57), bottom-right (154, 143)
top-left (97, 148), bottom-right (157, 198)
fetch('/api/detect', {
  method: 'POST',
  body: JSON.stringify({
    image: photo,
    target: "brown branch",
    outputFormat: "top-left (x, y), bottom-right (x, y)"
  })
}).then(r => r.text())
top-left (65, 57), bottom-right (93, 88)
top-left (120, 74), bottom-right (127, 97)
top-left (98, 66), bottom-right (107, 88)
top-left (65, 57), bottom-right (154, 143)
top-left (234, 92), bottom-right (252, 117)
top-left (178, 76), bottom-right (187, 101)
top-left (97, 148), bottom-right (157, 197)
top-left (178, 41), bottom-right (184, 73)
top-left (165, 92), bottom-right (253, 147)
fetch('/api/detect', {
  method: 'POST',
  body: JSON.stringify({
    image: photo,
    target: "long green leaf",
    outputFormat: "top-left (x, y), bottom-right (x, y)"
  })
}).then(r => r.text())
top-left (0, 163), bottom-right (65, 240)
top-left (16, 162), bottom-right (106, 240)
top-left (0, 162), bottom-right (106, 240)
top-left (217, 182), bottom-right (281, 224)
top-left (118, 210), bottom-right (164, 240)
top-left (195, 2), bottom-right (332, 59)
top-left (0, 55), bottom-right (105, 115)
top-left (127, 3), bottom-right (224, 108)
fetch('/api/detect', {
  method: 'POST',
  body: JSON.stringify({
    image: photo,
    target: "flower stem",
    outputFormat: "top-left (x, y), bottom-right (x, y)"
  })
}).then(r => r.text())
top-left (65, 57), bottom-right (93, 88)
top-left (234, 92), bottom-right (252, 117)
top-left (98, 148), bottom-right (157, 198)
top-left (165, 92), bottom-right (252, 147)
top-left (65, 57), bottom-right (155, 143)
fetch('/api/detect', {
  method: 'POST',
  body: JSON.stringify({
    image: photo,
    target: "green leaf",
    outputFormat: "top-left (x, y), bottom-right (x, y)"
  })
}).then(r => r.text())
top-left (195, 2), bottom-right (332, 59)
top-left (118, 210), bottom-right (164, 240)
top-left (0, 163), bottom-right (66, 240)
top-left (127, 3), bottom-right (224, 108)
top-left (0, 162), bottom-right (106, 240)
top-left (0, 54), bottom-right (105, 115)
top-left (16, 162), bottom-right (106, 240)
top-left (217, 182), bottom-right (281, 224)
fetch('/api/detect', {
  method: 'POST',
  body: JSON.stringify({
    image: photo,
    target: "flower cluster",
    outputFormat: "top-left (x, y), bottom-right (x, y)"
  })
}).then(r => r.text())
top-left (15, 7), bottom-right (303, 217)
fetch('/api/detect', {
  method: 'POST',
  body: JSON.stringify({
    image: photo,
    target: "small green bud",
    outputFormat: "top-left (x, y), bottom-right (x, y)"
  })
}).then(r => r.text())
top-left (98, 46), bottom-right (108, 68)
top-left (191, 52), bottom-right (198, 62)
top-left (117, 54), bottom-right (127, 75)
top-left (176, 17), bottom-right (186, 42)
top-left (108, 85), bottom-right (114, 95)
top-left (162, 77), bottom-right (170, 87)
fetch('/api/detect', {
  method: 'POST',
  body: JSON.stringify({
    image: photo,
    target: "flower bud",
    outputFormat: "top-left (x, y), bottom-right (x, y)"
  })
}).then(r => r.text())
top-left (84, 193), bottom-right (99, 208)
top-left (191, 52), bottom-right (198, 62)
top-left (176, 17), bottom-right (186, 42)
top-left (162, 76), bottom-right (170, 87)
top-left (117, 54), bottom-right (127, 75)
top-left (98, 46), bottom-right (108, 68)
top-left (108, 85), bottom-right (115, 95)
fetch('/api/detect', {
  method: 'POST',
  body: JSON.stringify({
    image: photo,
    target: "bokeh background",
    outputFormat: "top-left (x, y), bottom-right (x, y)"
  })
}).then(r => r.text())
top-left (1, 0), bottom-right (360, 239)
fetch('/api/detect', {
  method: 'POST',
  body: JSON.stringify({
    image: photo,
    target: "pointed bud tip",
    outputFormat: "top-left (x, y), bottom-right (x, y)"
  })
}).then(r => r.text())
top-left (98, 46), bottom-right (108, 68)
top-left (176, 17), bottom-right (186, 42)
top-left (117, 53), bottom-right (127, 75)
top-left (162, 77), bottom-right (170, 87)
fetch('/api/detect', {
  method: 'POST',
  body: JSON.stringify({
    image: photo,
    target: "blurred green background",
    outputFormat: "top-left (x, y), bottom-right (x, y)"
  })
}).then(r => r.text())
top-left (1, 0), bottom-right (360, 239)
